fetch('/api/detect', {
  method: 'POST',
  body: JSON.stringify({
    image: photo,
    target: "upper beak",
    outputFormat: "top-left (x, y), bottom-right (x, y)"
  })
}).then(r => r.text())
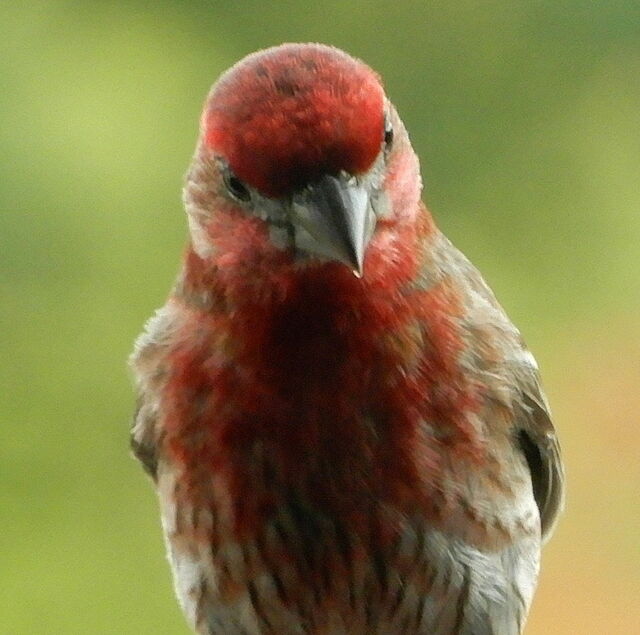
top-left (291, 174), bottom-right (376, 276)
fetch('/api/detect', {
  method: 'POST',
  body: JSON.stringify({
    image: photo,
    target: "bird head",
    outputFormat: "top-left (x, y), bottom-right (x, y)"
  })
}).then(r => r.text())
top-left (184, 43), bottom-right (423, 278)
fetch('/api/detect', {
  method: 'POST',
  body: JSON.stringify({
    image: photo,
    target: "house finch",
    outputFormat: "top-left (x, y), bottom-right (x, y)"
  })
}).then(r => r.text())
top-left (130, 43), bottom-right (564, 634)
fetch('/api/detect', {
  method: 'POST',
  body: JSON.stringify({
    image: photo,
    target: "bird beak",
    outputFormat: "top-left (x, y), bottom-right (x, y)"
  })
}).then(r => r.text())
top-left (291, 174), bottom-right (376, 276)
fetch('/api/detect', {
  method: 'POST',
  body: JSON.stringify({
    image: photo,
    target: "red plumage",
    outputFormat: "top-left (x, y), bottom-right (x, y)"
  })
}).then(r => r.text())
top-left (203, 44), bottom-right (384, 197)
top-left (131, 43), bottom-right (564, 634)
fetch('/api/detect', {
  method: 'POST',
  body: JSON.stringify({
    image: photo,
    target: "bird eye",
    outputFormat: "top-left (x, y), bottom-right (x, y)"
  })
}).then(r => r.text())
top-left (223, 170), bottom-right (251, 202)
top-left (384, 118), bottom-right (394, 148)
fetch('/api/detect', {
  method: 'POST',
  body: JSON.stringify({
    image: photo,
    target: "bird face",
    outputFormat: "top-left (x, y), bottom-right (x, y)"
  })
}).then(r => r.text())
top-left (184, 44), bottom-right (420, 276)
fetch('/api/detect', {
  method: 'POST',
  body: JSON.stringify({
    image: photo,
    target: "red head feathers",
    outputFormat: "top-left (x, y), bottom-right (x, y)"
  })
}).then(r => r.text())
top-left (202, 43), bottom-right (385, 198)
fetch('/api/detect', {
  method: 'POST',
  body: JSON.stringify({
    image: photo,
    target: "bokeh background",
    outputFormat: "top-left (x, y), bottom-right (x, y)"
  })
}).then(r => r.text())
top-left (2, 1), bottom-right (639, 633)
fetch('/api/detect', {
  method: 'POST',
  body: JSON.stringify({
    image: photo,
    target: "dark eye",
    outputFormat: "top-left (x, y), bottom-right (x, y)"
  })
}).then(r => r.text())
top-left (384, 118), bottom-right (394, 148)
top-left (223, 170), bottom-right (251, 202)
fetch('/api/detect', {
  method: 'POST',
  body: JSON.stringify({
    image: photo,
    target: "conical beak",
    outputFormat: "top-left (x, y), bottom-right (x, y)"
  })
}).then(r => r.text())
top-left (291, 174), bottom-right (376, 276)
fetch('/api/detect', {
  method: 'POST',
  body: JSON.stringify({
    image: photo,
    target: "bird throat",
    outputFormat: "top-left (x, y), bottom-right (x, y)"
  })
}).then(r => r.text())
top-left (168, 239), bottom-right (480, 541)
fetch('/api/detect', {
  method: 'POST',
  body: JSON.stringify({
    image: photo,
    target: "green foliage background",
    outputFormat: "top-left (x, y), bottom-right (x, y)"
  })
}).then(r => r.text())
top-left (2, 2), bottom-right (639, 633)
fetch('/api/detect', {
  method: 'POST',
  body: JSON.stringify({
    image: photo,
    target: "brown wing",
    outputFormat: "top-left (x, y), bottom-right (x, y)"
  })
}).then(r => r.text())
top-left (514, 367), bottom-right (565, 542)
top-left (433, 231), bottom-right (565, 542)
top-left (129, 305), bottom-right (177, 483)
top-left (130, 395), bottom-right (160, 481)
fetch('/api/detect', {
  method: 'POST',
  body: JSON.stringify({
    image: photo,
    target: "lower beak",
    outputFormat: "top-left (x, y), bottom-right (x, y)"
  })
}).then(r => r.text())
top-left (291, 174), bottom-right (376, 276)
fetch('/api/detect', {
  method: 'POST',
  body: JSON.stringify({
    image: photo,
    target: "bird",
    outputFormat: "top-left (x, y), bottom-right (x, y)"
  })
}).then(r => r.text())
top-left (130, 42), bottom-right (564, 634)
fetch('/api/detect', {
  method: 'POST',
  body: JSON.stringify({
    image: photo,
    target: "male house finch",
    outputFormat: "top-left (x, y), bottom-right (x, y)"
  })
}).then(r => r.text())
top-left (130, 43), bottom-right (564, 634)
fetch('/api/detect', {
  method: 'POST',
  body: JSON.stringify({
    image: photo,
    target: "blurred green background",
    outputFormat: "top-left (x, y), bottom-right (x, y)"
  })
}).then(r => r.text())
top-left (2, 1), bottom-right (639, 633)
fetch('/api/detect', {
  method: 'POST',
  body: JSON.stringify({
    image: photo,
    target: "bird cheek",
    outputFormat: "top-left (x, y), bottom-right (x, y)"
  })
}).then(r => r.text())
top-left (371, 189), bottom-right (393, 219)
top-left (187, 212), bottom-right (217, 259)
top-left (268, 224), bottom-right (294, 251)
top-left (385, 149), bottom-right (422, 219)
